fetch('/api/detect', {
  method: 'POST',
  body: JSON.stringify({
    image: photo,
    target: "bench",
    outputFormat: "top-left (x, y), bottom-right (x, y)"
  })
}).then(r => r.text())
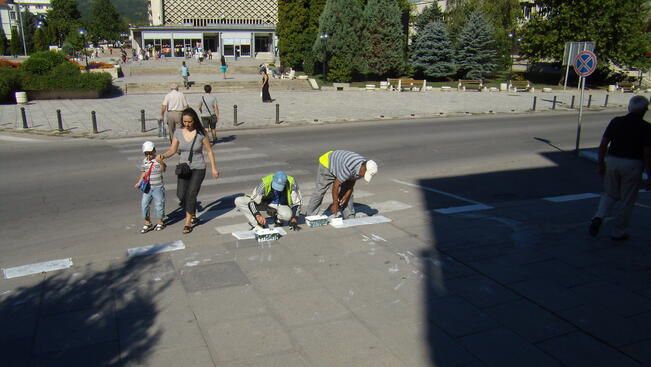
top-left (508, 80), bottom-right (532, 92)
top-left (387, 78), bottom-right (426, 91)
top-left (616, 81), bottom-right (637, 93)
top-left (457, 79), bottom-right (483, 91)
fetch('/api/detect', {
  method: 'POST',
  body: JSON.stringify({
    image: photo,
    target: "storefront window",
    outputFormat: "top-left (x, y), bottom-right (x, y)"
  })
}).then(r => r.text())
top-left (223, 44), bottom-right (234, 56)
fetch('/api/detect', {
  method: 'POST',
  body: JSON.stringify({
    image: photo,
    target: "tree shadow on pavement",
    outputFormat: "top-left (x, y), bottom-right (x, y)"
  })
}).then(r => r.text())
top-left (1, 255), bottom-right (172, 367)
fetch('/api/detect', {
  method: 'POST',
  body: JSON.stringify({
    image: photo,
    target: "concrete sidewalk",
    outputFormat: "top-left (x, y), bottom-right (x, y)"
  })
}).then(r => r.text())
top-left (0, 88), bottom-right (634, 138)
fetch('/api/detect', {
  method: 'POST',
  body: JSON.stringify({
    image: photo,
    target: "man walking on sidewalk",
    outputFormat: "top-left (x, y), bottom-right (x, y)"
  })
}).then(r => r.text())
top-left (304, 150), bottom-right (378, 219)
top-left (160, 83), bottom-right (188, 142)
top-left (589, 95), bottom-right (651, 240)
top-left (197, 84), bottom-right (220, 144)
top-left (235, 171), bottom-right (303, 231)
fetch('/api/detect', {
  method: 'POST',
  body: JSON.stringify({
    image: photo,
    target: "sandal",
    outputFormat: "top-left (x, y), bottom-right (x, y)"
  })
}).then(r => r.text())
top-left (155, 223), bottom-right (165, 231)
top-left (140, 223), bottom-right (153, 234)
top-left (191, 216), bottom-right (200, 225)
top-left (182, 225), bottom-right (193, 234)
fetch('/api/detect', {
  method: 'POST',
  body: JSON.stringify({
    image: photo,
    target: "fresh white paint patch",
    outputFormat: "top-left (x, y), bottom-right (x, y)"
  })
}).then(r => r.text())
top-left (232, 228), bottom-right (287, 240)
top-left (392, 179), bottom-right (485, 205)
top-left (434, 204), bottom-right (494, 214)
top-left (216, 223), bottom-right (252, 235)
top-left (366, 200), bottom-right (412, 213)
top-left (185, 261), bottom-right (200, 267)
top-left (544, 193), bottom-right (601, 202)
top-left (127, 240), bottom-right (185, 257)
top-left (329, 215), bottom-right (392, 228)
top-left (3, 258), bottom-right (73, 279)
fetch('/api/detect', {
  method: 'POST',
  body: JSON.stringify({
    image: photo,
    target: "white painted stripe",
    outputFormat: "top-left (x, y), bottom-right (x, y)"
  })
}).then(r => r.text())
top-left (3, 258), bottom-right (73, 279)
top-left (122, 146), bottom-right (253, 155)
top-left (216, 223), bottom-right (251, 234)
top-left (434, 204), bottom-right (494, 214)
top-left (217, 153), bottom-right (268, 162)
top-left (220, 160), bottom-right (289, 170)
top-left (544, 193), bottom-right (601, 202)
top-left (365, 200), bottom-right (412, 213)
top-left (0, 135), bottom-right (41, 142)
top-left (166, 169), bottom-right (311, 189)
top-left (392, 179), bottom-right (483, 205)
top-left (232, 228), bottom-right (287, 240)
top-left (127, 240), bottom-right (185, 257)
top-left (329, 215), bottom-right (392, 228)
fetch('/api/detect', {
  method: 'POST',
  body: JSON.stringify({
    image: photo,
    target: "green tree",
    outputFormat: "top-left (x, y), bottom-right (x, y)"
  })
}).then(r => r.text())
top-left (411, 21), bottom-right (456, 79)
top-left (313, 0), bottom-right (363, 81)
top-left (414, 2), bottom-right (443, 32)
top-left (277, 0), bottom-right (309, 69)
top-left (33, 27), bottom-right (48, 52)
top-left (20, 10), bottom-right (39, 53)
top-left (302, 0), bottom-right (327, 74)
top-left (10, 28), bottom-right (22, 57)
top-left (0, 28), bottom-right (8, 56)
top-left (47, 0), bottom-right (82, 46)
top-left (520, 0), bottom-right (650, 70)
top-left (359, 0), bottom-right (405, 77)
top-left (90, 0), bottom-right (126, 43)
top-left (456, 10), bottom-right (497, 79)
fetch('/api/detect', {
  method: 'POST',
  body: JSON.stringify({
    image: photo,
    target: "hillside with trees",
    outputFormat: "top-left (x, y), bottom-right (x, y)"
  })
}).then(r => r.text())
top-left (78, 0), bottom-right (149, 26)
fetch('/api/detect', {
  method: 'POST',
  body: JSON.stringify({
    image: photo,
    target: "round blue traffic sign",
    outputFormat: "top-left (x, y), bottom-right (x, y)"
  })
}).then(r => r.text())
top-left (574, 51), bottom-right (597, 77)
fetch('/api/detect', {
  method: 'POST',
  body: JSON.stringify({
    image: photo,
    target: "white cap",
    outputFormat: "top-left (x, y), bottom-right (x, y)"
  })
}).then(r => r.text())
top-left (364, 160), bottom-right (378, 183)
top-left (142, 141), bottom-right (155, 152)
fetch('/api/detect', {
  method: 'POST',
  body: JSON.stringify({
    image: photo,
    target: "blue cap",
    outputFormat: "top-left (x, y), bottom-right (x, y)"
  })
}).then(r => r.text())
top-left (271, 171), bottom-right (287, 191)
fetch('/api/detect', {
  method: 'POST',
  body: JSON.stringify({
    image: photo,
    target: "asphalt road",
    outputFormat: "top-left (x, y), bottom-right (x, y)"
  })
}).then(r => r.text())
top-left (0, 110), bottom-right (619, 269)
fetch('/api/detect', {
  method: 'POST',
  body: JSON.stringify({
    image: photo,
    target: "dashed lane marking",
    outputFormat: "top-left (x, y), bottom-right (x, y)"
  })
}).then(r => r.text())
top-left (3, 258), bottom-right (73, 279)
top-left (127, 240), bottom-right (185, 257)
top-left (544, 193), bottom-right (601, 202)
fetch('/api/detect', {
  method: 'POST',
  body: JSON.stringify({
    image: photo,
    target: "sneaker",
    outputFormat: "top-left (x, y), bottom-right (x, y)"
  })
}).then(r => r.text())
top-left (588, 217), bottom-right (602, 237)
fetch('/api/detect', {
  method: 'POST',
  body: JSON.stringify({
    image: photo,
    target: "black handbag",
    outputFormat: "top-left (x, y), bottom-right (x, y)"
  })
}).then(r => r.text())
top-left (175, 133), bottom-right (198, 178)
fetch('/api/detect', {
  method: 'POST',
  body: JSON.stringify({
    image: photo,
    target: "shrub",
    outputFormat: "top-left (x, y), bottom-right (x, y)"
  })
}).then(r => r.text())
top-left (20, 51), bottom-right (68, 75)
top-left (0, 67), bottom-right (22, 102)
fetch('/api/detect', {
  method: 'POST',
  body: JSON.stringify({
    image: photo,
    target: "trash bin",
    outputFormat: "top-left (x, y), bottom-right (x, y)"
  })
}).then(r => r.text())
top-left (500, 83), bottom-right (508, 91)
top-left (15, 91), bottom-right (27, 104)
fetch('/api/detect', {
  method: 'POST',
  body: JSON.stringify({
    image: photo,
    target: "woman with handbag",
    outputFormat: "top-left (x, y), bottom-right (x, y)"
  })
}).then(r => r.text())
top-left (157, 108), bottom-right (220, 234)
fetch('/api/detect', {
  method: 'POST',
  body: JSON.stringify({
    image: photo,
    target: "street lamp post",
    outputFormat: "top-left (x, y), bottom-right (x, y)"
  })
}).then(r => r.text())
top-left (15, 2), bottom-right (27, 56)
top-left (319, 33), bottom-right (328, 81)
top-left (78, 29), bottom-right (89, 71)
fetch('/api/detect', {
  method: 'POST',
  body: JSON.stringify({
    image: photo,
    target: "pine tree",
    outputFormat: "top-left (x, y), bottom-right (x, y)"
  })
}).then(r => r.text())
top-left (411, 21), bottom-right (456, 80)
top-left (414, 3), bottom-right (443, 32)
top-left (33, 27), bottom-right (48, 52)
top-left (312, 0), bottom-right (363, 82)
top-left (358, 0), bottom-right (405, 78)
top-left (47, 0), bottom-right (82, 46)
top-left (10, 28), bottom-right (22, 57)
top-left (0, 28), bottom-right (8, 56)
top-left (456, 10), bottom-right (497, 79)
top-left (90, 0), bottom-right (126, 43)
top-left (277, 0), bottom-right (309, 69)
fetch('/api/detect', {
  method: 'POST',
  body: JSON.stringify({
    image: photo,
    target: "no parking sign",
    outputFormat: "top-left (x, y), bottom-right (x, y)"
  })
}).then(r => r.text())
top-left (573, 51), bottom-right (597, 77)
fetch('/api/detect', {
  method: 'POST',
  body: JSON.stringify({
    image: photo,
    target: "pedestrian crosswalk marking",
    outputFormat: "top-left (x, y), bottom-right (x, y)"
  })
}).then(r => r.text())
top-left (544, 193), bottom-right (600, 202)
top-left (329, 216), bottom-right (392, 228)
top-left (3, 258), bottom-right (73, 279)
top-left (434, 204), bottom-right (494, 214)
top-left (127, 240), bottom-right (185, 257)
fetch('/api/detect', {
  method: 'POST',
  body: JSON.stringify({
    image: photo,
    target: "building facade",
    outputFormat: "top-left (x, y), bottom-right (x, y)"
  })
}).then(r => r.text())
top-left (130, 0), bottom-right (278, 58)
top-left (1, 0), bottom-right (51, 40)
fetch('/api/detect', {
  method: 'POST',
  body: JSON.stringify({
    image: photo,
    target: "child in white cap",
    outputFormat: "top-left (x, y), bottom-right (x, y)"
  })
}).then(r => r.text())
top-left (134, 141), bottom-right (167, 233)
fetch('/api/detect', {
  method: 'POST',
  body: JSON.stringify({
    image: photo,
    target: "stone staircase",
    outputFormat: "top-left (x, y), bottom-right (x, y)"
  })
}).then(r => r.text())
top-left (118, 78), bottom-right (313, 94)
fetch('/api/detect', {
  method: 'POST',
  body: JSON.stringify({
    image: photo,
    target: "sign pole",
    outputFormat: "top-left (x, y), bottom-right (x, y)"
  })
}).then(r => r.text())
top-left (575, 76), bottom-right (585, 154)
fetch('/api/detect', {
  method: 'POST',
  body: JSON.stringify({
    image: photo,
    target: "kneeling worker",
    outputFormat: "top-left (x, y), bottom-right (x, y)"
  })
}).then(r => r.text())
top-left (235, 171), bottom-right (303, 231)
top-left (304, 150), bottom-right (378, 219)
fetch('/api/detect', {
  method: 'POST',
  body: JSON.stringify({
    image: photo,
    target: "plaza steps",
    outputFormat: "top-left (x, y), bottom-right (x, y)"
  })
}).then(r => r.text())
top-left (118, 78), bottom-right (313, 94)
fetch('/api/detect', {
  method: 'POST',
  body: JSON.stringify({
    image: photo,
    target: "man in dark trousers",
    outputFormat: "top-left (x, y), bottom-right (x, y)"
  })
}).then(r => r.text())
top-left (589, 95), bottom-right (651, 240)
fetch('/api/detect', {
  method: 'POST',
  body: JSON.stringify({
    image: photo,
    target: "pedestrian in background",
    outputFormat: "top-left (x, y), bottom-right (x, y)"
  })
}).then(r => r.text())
top-left (304, 150), bottom-right (378, 219)
top-left (180, 61), bottom-right (190, 89)
top-left (157, 108), bottom-right (220, 234)
top-left (197, 84), bottom-right (220, 144)
top-left (261, 67), bottom-right (273, 103)
top-left (589, 95), bottom-right (651, 240)
top-left (160, 83), bottom-right (189, 142)
top-left (134, 141), bottom-right (166, 233)
top-left (220, 54), bottom-right (228, 79)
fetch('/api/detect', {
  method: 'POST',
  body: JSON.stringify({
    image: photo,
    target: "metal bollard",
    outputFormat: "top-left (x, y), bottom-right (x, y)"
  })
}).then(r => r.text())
top-left (91, 111), bottom-right (98, 134)
top-left (233, 104), bottom-right (238, 126)
top-left (140, 109), bottom-right (146, 133)
top-left (604, 95), bottom-right (609, 107)
top-left (552, 96), bottom-right (557, 110)
top-left (20, 107), bottom-right (28, 129)
top-left (532, 96), bottom-right (537, 111)
top-left (587, 95), bottom-right (592, 108)
top-left (570, 95), bottom-right (575, 109)
top-left (275, 103), bottom-right (280, 124)
top-left (56, 109), bottom-right (63, 132)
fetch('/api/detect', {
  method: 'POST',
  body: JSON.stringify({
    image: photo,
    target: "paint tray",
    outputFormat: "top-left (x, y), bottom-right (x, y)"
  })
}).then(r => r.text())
top-left (305, 215), bottom-right (329, 227)
top-left (255, 228), bottom-right (282, 242)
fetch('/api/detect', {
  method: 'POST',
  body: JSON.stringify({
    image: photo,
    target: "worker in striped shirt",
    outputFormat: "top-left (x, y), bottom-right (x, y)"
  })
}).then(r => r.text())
top-left (304, 150), bottom-right (378, 219)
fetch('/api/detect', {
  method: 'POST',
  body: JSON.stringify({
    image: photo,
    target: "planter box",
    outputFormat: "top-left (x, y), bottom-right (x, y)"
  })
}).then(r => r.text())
top-left (27, 89), bottom-right (104, 100)
top-left (89, 67), bottom-right (118, 79)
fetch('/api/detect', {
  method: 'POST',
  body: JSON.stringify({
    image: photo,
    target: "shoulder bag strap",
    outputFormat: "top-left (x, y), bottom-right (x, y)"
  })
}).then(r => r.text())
top-left (202, 96), bottom-right (212, 116)
top-left (188, 133), bottom-right (198, 163)
top-left (144, 162), bottom-right (155, 181)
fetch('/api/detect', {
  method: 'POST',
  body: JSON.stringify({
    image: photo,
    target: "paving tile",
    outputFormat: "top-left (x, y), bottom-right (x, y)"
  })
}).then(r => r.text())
top-left (420, 250), bottom-right (476, 280)
top-left (221, 352), bottom-right (310, 367)
top-left (539, 244), bottom-right (609, 268)
top-left (460, 328), bottom-right (560, 367)
top-left (246, 264), bottom-right (321, 295)
top-left (583, 263), bottom-right (651, 292)
top-left (267, 289), bottom-right (350, 327)
top-left (570, 281), bottom-right (651, 317)
top-left (34, 307), bottom-right (118, 354)
top-left (233, 243), bottom-right (297, 273)
top-left (1, 337), bottom-right (31, 367)
top-left (622, 339), bottom-right (651, 366)
top-left (538, 331), bottom-right (641, 367)
top-left (0, 292), bottom-right (39, 341)
top-left (425, 295), bottom-right (498, 338)
top-left (292, 318), bottom-right (391, 367)
top-left (509, 278), bottom-right (584, 311)
top-left (114, 279), bottom-right (185, 320)
top-left (467, 257), bottom-right (533, 284)
top-left (179, 261), bottom-right (249, 293)
top-left (350, 353), bottom-right (407, 367)
top-left (351, 294), bottom-right (424, 331)
top-left (187, 285), bottom-right (267, 325)
top-left (525, 259), bottom-right (597, 287)
top-left (445, 275), bottom-right (521, 309)
top-left (122, 345), bottom-right (215, 367)
top-left (559, 305), bottom-right (651, 347)
top-left (443, 245), bottom-right (508, 263)
top-left (207, 315), bottom-right (293, 362)
top-left (483, 299), bottom-right (575, 343)
top-left (500, 247), bottom-right (553, 265)
top-left (30, 340), bottom-right (121, 367)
